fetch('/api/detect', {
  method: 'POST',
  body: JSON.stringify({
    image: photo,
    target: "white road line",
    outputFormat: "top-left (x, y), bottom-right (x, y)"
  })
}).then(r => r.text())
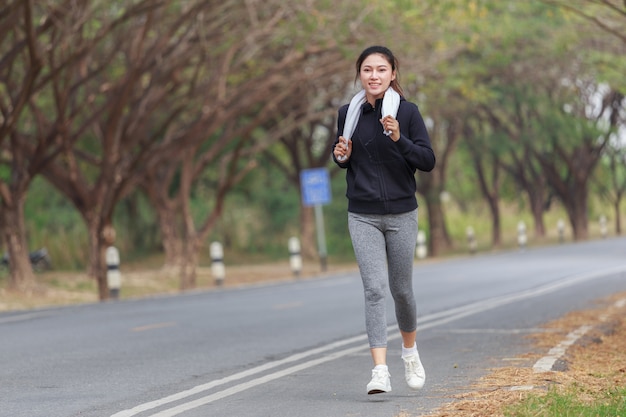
top-left (132, 322), bottom-right (177, 332)
top-left (272, 301), bottom-right (304, 310)
top-left (149, 345), bottom-right (366, 417)
top-left (111, 264), bottom-right (626, 417)
top-left (0, 311), bottom-right (55, 324)
top-left (532, 325), bottom-right (593, 373)
top-left (532, 297), bottom-right (626, 373)
top-left (110, 334), bottom-right (368, 417)
top-left (433, 328), bottom-right (548, 334)
top-left (510, 385), bottom-right (534, 391)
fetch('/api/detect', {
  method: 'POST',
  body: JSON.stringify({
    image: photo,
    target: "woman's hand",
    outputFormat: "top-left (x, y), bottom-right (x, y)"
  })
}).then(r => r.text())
top-left (380, 116), bottom-right (400, 142)
top-left (334, 136), bottom-right (352, 161)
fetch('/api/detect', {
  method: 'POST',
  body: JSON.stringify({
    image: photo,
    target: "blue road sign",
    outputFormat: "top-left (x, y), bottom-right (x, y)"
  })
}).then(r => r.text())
top-left (300, 168), bottom-right (331, 206)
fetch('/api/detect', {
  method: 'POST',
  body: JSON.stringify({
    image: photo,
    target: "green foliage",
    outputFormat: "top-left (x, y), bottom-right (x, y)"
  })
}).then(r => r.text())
top-left (585, 50), bottom-right (626, 92)
top-left (505, 386), bottom-right (626, 417)
top-left (325, 171), bottom-right (355, 259)
top-left (211, 160), bottom-right (302, 258)
top-left (24, 178), bottom-right (88, 270)
top-left (24, 178), bottom-right (160, 269)
top-left (113, 193), bottom-right (161, 259)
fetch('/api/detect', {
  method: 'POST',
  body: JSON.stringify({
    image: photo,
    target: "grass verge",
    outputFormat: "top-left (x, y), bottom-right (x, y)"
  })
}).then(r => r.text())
top-left (505, 386), bottom-right (626, 417)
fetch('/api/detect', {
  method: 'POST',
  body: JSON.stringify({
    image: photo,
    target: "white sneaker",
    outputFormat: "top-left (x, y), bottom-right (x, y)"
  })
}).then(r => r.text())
top-left (366, 367), bottom-right (391, 394)
top-left (403, 352), bottom-right (426, 389)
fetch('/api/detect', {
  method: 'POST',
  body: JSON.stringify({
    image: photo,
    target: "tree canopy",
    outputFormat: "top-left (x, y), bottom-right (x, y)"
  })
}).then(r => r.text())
top-left (1, 0), bottom-right (624, 298)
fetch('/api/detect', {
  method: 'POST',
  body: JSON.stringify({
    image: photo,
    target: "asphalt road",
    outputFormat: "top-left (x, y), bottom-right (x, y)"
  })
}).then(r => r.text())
top-left (2, 237), bottom-right (626, 417)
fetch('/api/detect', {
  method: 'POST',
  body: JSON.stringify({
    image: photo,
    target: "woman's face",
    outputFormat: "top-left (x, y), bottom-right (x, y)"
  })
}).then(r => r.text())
top-left (359, 53), bottom-right (395, 102)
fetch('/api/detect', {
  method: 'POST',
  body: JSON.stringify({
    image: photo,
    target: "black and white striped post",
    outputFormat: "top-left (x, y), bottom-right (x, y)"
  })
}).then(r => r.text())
top-left (106, 246), bottom-right (121, 299)
top-left (415, 230), bottom-right (427, 260)
top-left (466, 226), bottom-right (477, 255)
top-left (557, 219), bottom-right (565, 243)
top-left (288, 237), bottom-right (302, 277)
top-left (517, 221), bottom-right (527, 250)
top-left (210, 241), bottom-right (225, 286)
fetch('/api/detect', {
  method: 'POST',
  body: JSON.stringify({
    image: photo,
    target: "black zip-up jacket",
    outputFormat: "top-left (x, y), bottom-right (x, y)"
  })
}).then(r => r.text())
top-left (333, 97), bottom-right (435, 214)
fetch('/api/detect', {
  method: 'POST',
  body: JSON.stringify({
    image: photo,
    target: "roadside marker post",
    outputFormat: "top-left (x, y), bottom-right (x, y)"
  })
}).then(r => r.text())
top-left (517, 221), bottom-right (527, 250)
top-left (416, 230), bottom-right (427, 260)
top-left (557, 219), bottom-right (565, 243)
top-left (210, 241), bottom-right (225, 286)
top-left (106, 246), bottom-right (121, 299)
top-left (300, 168), bottom-right (331, 272)
top-left (288, 237), bottom-right (302, 277)
top-left (466, 226), bottom-right (477, 254)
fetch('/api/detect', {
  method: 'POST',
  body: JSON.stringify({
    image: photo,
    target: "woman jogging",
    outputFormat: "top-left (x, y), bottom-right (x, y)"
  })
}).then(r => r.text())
top-left (332, 45), bottom-right (436, 395)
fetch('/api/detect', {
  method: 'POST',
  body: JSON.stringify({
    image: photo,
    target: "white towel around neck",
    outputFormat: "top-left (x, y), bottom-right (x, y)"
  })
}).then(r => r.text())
top-left (343, 87), bottom-right (400, 140)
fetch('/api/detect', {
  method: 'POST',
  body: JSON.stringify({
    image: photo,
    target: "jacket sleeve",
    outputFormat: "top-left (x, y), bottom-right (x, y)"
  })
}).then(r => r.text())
top-left (395, 102), bottom-right (436, 172)
top-left (331, 104), bottom-right (350, 168)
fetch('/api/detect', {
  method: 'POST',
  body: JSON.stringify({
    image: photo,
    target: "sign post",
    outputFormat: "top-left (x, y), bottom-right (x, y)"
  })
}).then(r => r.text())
top-left (300, 168), bottom-right (331, 271)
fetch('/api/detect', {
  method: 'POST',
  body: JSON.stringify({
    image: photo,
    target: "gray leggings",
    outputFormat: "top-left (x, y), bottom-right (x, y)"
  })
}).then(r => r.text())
top-left (348, 209), bottom-right (418, 348)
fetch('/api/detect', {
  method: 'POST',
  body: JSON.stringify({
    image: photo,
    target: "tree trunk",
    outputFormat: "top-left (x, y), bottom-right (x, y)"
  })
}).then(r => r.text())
top-left (179, 238), bottom-right (199, 290)
top-left (416, 115), bottom-right (459, 256)
top-left (85, 217), bottom-right (110, 300)
top-left (486, 193), bottom-right (502, 248)
top-left (471, 151), bottom-right (502, 248)
top-left (615, 200), bottom-right (622, 235)
top-left (527, 188), bottom-right (546, 238)
top-left (0, 197), bottom-right (35, 291)
top-left (564, 186), bottom-right (589, 241)
top-left (91, 223), bottom-right (121, 300)
top-left (424, 192), bottom-right (450, 257)
top-left (97, 241), bottom-right (109, 300)
top-left (155, 205), bottom-right (183, 270)
top-left (178, 151), bottom-right (206, 290)
top-left (418, 163), bottom-right (452, 257)
top-left (299, 205), bottom-right (316, 260)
